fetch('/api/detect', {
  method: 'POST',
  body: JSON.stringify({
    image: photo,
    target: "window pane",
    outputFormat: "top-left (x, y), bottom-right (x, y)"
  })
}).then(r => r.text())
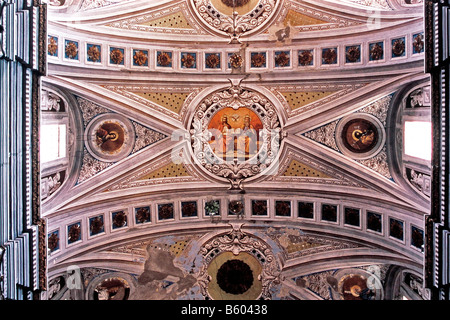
top-left (404, 121), bottom-right (431, 161)
top-left (40, 124), bottom-right (66, 163)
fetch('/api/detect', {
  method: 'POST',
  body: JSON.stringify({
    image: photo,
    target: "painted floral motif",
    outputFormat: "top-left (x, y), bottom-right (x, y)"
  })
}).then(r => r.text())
top-left (87, 45), bottom-right (101, 62)
top-left (181, 201), bottom-right (198, 217)
top-left (229, 53), bottom-right (243, 69)
top-left (89, 215), bottom-right (104, 235)
top-left (322, 48), bottom-right (337, 65)
top-left (298, 50), bottom-right (313, 66)
top-left (181, 53), bottom-right (196, 68)
top-left (48, 36), bottom-right (58, 56)
top-left (275, 201), bottom-right (291, 216)
top-left (135, 206), bottom-right (151, 224)
top-left (389, 218), bottom-right (404, 241)
top-left (345, 45), bottom-right (361, 63)
top-left (133, 50), bottom-right (148, 66)
top-left (110, 48), bottom-right (124, 65)
top-left (252, 200), bottom-right (267, 216)
top-left (204, 200), bottom-right (220, 216)
top-left (274, 51), bottom-right (290, 67)
top-left (48, 231), bottom-right (59, 252)
top-left (228, 200), bottom-right (244, 215)
top-left (369, 42), bottom-right (384, 61)
top-left (392, 38), bottom-right (405, 57)
top-left (367, 211), bottom-right (382, 233)
top-left (112, 211), bottom-right (127, 229)
top-left (205, 53), bottom-right (221, 69)
top-left (251, 52), bottom-right (266, 68)
top-left (67, 223), bottom-right (81, 243)
top-left (158, 203), bottom-right (174, 220)
top-left (157, 51), bottom-right (172, 67)
top-left (411, 226), bottom-right (424, 250)
top-left (65, 41), bottom-right (78, 59)
top-left (413, 33), bottom-right (424, 54)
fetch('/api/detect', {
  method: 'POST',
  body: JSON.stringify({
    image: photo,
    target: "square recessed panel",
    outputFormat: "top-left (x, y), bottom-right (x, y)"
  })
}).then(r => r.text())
top-left (158, 203), bottom-right (174, 220)
top-left (133, 49), bottom-right (149, 67)
top-left (205, 53), bottom-right (221, 69)
top-left (275, 200), bottom-right (291, 217)
top-left (369, 41), bottom-right (384, 61)
top-left (86, 44), bottom-right (102, 63)
top-left (48, 230), bottom-right (60, 253)
top-left (345, 45), bottom-right (361, 63)
top-left (321, 204), bottom-right (337, 222)
top-left (367, 211), bottom-right (382, 233)
top-left (412, 33), bottom-right (424, 54)
top-left (298, 49), bottom-right (314, 66)
top-left (89, 214), bottom-right (104, 236)
top-left (391, 37), bottom-right (406, 58)
top-left (411, 225), bottom-right (424, 250)
top-left (204, 200), bottom-right (220, 216)
top-left (109, 47), bottom-right (125, 65)
top-left (274, 51), bottom-right (291, 68)
top-left (298, 202), bottom-right (314, 219)
top-left (135, 206), bottom-right (151, 224)
top-left (389, 218), bottom-right (404, 241)
top-left (181, 201), bottom-right (198, 217)
top-left (251, 200), bottom-right (268, 216)
top-left (250, 52), bottom-right (267, 68)
top-left (180, 52), bottom-right (197, 69)
top-left (64, 40), bottom-right (79, 60)
top-left (156, 51), bottom-right (173, 68)
top-left (344, 207), bottom-right (360, 227)
top-left (228, 200), bottom-right (244, 216)
top-left (67, 221), bottom-right (82, 244)
top-left (321, 47), bottom-right (338, 65)
top-left (48, 35), bottom-right (58, 57)
top-left (111, 210), bottom-right (128, 229)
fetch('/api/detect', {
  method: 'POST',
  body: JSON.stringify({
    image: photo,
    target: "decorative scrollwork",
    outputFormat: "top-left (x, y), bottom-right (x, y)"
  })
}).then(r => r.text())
top-left (197, 224), bottom-right (283, 300)
top-left (189, 82), bottom-right (283, 190)
top-left (191, 0), bottom-right (278, 41)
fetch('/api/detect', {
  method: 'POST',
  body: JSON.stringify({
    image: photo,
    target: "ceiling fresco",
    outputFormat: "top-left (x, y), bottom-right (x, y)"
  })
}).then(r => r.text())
top-left (41, 0), bottom-right (429, 300)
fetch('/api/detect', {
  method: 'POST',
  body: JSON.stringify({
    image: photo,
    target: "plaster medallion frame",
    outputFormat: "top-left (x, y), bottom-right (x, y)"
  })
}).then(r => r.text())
top-left (335, 113), bottom-right (386, 160)
top-left (197, 224), bottom-right (283, 300)
top-left (84, 113), bottom-right (136, 163)
top-left (188, 82), bottom-right (283, 190)
top-left (190, 0), bottom-right (280, 42)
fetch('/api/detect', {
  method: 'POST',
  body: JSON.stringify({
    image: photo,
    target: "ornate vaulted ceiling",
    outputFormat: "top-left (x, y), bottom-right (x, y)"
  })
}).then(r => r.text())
top-left (42, 0), bottom-right (430, 300)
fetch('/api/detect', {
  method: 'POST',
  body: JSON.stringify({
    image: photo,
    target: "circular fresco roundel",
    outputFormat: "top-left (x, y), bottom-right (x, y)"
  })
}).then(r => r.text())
top-left (85, 113), bottom-right (135, 163)
top-left (329, 268), bottom-right (384, 300)
top-left (335, 113), bottom-right (385, 160)
top-left (189, 84), bottom-right (282, 189)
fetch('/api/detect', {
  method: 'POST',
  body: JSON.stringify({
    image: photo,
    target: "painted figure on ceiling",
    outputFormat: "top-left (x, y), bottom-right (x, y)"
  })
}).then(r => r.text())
top-left (210, 114), bottom-right (233, 157)
top-left (237, 114), bottom-right (257, 157)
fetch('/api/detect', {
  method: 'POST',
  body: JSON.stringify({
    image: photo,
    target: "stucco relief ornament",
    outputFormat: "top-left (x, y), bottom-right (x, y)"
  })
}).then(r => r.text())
top-left (133, 50), bottom-right (148, 66)
top-left (229, 53), bottom-right (243, 69)
top-left (48, 37), bottom-right (58, 56)
top-left (110, 48), bottom-right (124, 64)
top-left (190, 82), bottom-right (283, 190)
top-left (191, 0), bottom-right (279, 42)
top-left (197, 224), bottom-right (283, 299)
top-left (65, 41), bottom-right (78, 59)
top-left (206, 53), bottom-right (220, 68)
